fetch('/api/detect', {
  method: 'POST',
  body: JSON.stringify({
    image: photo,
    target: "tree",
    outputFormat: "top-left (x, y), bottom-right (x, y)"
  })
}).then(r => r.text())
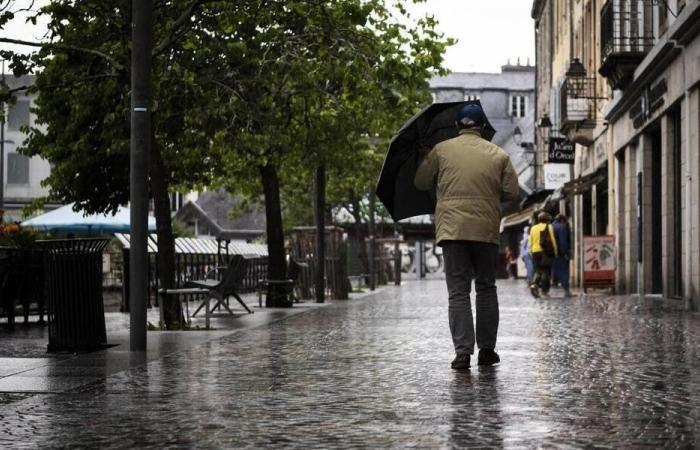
top-left (1, 0), bottom-right (220, 328)
top-left (189, 0), bottom-right (451, 304)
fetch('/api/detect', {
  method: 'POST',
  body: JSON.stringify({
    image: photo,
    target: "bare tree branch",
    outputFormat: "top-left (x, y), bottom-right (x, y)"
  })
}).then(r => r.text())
top-left (0, 37), bottom-right (126, 72)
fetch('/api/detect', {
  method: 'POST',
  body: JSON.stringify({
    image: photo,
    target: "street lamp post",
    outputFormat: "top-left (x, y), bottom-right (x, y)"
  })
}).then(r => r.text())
top-left (0, 70), bottom-right (6, 210)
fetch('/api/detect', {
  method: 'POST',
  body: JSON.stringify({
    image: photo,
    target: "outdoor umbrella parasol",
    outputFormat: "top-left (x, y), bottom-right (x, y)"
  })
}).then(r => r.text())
top-left (376, 100), bottom-right (496, 221)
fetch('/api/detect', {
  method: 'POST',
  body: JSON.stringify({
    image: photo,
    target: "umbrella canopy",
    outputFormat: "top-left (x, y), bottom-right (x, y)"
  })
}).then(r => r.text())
top-left (376, 100), bottom-right (496, 221)
top-left (22, 203), bottom-right (157, 235)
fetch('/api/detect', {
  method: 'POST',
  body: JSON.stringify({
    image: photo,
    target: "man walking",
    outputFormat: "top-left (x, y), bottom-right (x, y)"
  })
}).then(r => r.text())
top-left (414, 103), bottom-right (519, 370)
top-left (552, 214), bottom-right (572, 297)
top-left (528, 212), bottom-right (558, 298)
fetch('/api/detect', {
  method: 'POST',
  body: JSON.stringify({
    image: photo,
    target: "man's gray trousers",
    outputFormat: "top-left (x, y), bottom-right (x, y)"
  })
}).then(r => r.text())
top-left (442, 240), bottom-right (499, 355)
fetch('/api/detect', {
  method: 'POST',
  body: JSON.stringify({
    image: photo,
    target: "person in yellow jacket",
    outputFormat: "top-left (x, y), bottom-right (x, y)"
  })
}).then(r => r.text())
top-left (529, 212), bottom-right (558, 298)
top-left (414, 103), bottom-right (519, 370)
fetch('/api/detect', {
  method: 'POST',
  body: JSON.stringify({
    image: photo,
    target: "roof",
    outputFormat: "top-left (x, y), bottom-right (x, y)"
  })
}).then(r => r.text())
top-left (430, 71), bottom-right (535, 92)
top-left (195, 190), bottom-right (265, 231)
top-left (174, 190), bottom-right (265, 241)
top-left (114, 233), bottom-right (268, 256)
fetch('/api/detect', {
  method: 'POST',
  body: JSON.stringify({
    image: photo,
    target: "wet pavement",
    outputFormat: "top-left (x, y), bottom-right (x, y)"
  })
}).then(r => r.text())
top-left (1, 279), bottom-right (699, 448)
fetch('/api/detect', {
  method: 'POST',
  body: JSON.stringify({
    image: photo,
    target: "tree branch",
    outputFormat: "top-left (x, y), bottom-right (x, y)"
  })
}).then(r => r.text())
top-left (0, 37), bottom-right (126, 72)
top-left (152, 0), bottom-right (215, 57)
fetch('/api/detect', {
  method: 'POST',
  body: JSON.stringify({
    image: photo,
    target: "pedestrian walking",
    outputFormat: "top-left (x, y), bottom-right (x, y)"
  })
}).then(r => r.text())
top-left (414, 103), bottom-right (519, 370)
top-left (505, 246), bottom-right (517, 279)
top-left (528, 212), bottom-right (558, 298)
top-left (520, 226), bottom-right (534, 282)
top-left (552, 214), bottom-right (572, 297)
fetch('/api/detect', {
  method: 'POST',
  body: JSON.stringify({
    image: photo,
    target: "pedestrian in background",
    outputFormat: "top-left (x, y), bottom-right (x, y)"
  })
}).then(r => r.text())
top-left (520, 226), bottom-right (534, 282)
top-left (505, 246), bottom-right (517, 279)
top-left (552, 214), bottom-right (572, 297)
top-left (528, 212), bottom-right (558, 298)
top-left (414, 103), bottom-right (519, 370)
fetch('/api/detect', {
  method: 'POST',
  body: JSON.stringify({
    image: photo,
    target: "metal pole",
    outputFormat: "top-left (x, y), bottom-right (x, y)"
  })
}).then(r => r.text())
top-left (1, 67), bottom-right (5, 210)
top-left (129, 0), bottom-right (153, 351)
top-left (1, 107), bottom-right (4, 210)
top-left (314, 162), bottom-right (326, 303)
top-left (368, 188), bottom-right (376, 290)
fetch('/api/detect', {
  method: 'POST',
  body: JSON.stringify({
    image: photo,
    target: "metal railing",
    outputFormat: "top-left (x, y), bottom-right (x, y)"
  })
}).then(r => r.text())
top-left (601, 0), bottom-right (655, 60)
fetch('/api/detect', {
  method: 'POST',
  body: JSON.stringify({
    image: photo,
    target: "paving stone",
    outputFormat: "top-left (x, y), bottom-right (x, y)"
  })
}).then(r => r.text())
top-left (0, 279), bottom-right (698, 448)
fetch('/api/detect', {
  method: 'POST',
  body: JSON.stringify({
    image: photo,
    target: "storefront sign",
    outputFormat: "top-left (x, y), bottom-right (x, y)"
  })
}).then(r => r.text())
top-left (629, 78), bottom-right (667, 129)
top-left (548, 137), bottom-right (575, 164)
top-left (544, 163), bottom-right (571, 190)
top-left (583, 235), bottom-right (616, 289)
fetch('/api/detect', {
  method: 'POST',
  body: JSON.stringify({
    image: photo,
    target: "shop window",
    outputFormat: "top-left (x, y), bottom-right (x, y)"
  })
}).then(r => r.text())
top-left (7, 153), bottom-right (29, 184)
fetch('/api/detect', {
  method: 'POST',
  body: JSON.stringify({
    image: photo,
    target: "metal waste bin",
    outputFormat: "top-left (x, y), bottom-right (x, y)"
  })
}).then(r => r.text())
top-left (40, 238), bottom-right (110, 352)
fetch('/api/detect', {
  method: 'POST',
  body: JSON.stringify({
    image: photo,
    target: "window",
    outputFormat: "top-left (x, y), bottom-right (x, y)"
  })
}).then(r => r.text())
top-left (463, 93), bottom-right (480, 102)
top-left (7, 153), bottom-right (29, 184)
top-left (510, 95), bottom-right (527, 118)
top-left (7, 100), bottom-right (30, 130)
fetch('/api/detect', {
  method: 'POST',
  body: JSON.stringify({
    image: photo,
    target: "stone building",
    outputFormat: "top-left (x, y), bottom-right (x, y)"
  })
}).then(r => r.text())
top-left (532, 0), bottom-right (699, 308)
top-left (429, 63), bottom-right (536, 193)
top-left (1, 75), bottom-right (55, 219)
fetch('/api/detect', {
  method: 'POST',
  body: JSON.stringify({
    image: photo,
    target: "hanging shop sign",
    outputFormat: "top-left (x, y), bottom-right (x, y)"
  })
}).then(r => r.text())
top-left (629, 78), bottom-right (667, 129)
top-left (548, 137), bottom-right (575, 164)
top-left (582, 235), bottom-right (616, 291)
top-left (544, 163), bottom-right (572, 190)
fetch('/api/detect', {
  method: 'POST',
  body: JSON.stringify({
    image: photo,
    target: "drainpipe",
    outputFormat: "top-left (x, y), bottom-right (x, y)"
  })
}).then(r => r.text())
top-left (670, 38), bottom-right (693, 305)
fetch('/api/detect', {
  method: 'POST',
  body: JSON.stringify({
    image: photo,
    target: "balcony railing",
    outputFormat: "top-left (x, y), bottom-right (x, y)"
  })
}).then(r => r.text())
top-left (600, 0), bottom-right (655, 89)
top-left (560, 77), bottom-right (598, 144)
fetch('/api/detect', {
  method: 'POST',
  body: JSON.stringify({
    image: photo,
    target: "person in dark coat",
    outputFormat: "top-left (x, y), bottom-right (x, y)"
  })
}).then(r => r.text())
top-left (551, 214), bottom-right (572, 297)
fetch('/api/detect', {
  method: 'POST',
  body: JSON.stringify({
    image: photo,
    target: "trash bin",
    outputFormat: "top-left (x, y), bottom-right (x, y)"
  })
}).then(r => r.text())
top-left (40, 238), bottom-right (111, 352)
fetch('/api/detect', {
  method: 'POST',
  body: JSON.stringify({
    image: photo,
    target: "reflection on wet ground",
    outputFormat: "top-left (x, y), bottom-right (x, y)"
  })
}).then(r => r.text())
top-left (0, 280), bottom-right (698, 447)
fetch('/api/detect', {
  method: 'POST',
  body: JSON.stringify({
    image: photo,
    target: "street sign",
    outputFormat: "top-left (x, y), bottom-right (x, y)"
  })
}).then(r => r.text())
top-left (544, 163), bottom-right (571, 190)
top-left (548, 137), bottom-right (574, 164)
top-left (583, 235), bottom-right (616, 291)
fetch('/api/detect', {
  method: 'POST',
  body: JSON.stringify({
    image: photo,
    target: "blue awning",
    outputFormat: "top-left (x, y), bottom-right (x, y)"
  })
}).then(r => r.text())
top-left (22, 203), bottom-right (156, 235)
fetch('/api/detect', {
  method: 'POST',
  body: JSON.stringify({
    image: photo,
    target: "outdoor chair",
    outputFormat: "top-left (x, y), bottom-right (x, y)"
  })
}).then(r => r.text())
top-left (189, 254), bottom-right (254, 315)
top-left (159, 254), bottom-right (254, 329)
top-left (257, 259), bottom-right (308, 307)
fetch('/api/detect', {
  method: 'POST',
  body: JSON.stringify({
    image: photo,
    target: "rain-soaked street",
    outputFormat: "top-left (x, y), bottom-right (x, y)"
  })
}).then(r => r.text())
top-left (1, 279), bottom-right (699, 448)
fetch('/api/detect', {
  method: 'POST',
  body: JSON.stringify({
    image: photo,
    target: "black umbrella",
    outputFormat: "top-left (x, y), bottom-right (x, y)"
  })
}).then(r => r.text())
top-left (376, 100), bottom-right (496, 221)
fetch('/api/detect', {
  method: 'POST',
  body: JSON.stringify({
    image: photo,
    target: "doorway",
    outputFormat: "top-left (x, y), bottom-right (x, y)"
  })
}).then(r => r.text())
top-left (650, 127), bottom-right (663, 294)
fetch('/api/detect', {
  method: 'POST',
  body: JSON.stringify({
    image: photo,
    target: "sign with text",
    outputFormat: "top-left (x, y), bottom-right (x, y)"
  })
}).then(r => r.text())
top-left (548, 137), bottom-right (575, 164)
top-left (583, 235), bottom-right (616, 289)
top-left (544, 163), bottom-right (571, 190)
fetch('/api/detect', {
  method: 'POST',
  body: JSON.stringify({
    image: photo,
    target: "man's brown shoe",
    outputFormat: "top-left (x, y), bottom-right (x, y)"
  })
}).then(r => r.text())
top-left (451, 353), bottom-right (471, 370)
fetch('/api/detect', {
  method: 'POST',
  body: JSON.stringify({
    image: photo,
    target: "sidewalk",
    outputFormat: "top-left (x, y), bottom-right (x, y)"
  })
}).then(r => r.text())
top-left (1, 280), bottom-right (698, 448)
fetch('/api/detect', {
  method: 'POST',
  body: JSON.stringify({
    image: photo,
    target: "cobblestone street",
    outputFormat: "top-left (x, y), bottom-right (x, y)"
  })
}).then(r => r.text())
top-left (1, 279), bottom-right (699, 448)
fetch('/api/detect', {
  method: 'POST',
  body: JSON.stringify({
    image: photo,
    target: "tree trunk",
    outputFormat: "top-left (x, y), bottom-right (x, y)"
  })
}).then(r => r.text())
top-left (349, 191), bottom-right (369, 276)
top-left (259, 162), bottom-right (289, 307)
top-left (150, 138), bottom-right (182, 328)
top-left (315, 162), bottom-right (326, 303)
top-left (368, 187), bottom-right (376, 290)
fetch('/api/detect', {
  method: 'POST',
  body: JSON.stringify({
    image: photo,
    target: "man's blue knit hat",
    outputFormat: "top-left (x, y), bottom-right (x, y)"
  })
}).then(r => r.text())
top-left (457, 103), bottom-right (486, 127)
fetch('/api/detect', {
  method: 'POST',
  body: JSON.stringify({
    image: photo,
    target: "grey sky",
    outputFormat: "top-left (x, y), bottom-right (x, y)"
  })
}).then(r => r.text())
top-left (1, 1), bottom-right (535, 74)
top-left (404, 0), bottom-right (535, 73)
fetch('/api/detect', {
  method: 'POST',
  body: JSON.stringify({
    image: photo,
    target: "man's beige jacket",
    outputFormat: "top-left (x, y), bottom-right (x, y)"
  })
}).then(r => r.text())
top-left (414, 129), bottom-right (520, 245)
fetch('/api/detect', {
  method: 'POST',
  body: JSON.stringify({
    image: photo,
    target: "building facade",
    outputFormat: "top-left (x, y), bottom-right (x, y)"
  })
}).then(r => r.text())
top-left (429, 63), bottom-right (536, 193)
top-left (532, 0), bottom-right (699, 308)
top-left (1, 75), bottom-right (53, 219)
